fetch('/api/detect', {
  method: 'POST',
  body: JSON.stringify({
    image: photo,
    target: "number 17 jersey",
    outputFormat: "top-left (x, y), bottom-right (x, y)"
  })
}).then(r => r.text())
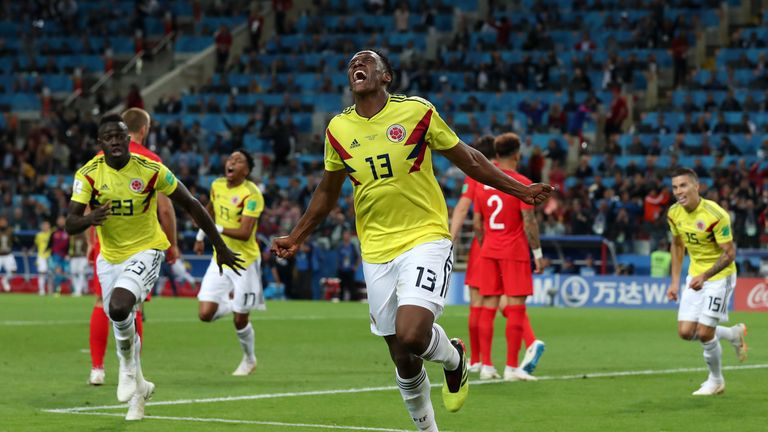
top-left (324, 94), bottom-right (459, 263)
top-left (473, 168), bottom-right (533, 261)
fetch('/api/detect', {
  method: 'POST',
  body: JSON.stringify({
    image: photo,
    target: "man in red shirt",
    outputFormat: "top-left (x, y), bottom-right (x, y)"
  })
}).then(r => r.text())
top-left (473, 133), bottom-right (547, 381)
top-left (88, 107), bottom-right (178, 385)
top-left (449, 135), bottom-right (495, 374)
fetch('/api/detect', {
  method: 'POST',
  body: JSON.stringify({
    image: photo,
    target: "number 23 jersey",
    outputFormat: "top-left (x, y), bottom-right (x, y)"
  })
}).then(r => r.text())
top-left (71, 154), bottom-right (178, 264)
top-left (324, 95), bottom-right (459, 263)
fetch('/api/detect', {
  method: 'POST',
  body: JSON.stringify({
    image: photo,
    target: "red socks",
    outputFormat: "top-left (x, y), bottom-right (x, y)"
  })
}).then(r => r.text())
top-left (135, 310), bottom-right (143, 343)
top-left (522, 311), bottom-right (536, 347)
top-left (89, 307), bottom-right (109, 369)
top-left (479, 307), bottom-right (497, 366)
top-left (504, 305), bottom-right (526, 368)
top-left (468, 306), bottom-right (482, 365)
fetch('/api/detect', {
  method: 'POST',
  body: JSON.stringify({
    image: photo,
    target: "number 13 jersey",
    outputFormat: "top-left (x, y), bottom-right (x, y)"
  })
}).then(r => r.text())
top-left (71, 154), bottom-right (178, 264)
top-left (324, 95), bottom-right (459, 263)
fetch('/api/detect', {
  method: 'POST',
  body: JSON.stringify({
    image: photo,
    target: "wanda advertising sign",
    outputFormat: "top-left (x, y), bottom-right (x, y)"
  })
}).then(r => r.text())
top-left (734, 278), bottom-right (768, 311)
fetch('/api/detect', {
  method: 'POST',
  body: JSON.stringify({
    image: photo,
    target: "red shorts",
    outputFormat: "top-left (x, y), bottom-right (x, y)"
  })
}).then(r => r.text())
top-left (464, 239), bottom-right (482, 288)
top-left (476, 257), bottom-right (533, 297)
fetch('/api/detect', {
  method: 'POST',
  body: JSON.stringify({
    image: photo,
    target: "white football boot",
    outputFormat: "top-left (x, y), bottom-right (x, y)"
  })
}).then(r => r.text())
top-left (88, 368), bottom-right (105, 386)
top-left (504, 367), bottom-right (538, 382)
top-left (232, 355), bottom-right (257, 376)
top-left (520, 340), bottom-right (546, 374)
top-left (731, 323), bottom-right (748, 363)
top-left (479, 365), bottom-right (501, 380)
top-left (692, 379), bottom-right (725, 396)
top-left (125, 379), bottom-right (155, 421)
top-left (468, 362), bottom-right (482, 373)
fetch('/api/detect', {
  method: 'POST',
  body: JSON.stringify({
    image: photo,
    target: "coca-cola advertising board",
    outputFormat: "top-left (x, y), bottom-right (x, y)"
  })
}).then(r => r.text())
top-left (734, 278), bottom-right (768, 311)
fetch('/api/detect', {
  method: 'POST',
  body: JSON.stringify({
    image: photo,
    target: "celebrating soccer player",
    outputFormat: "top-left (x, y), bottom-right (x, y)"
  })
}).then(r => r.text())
top-left (272, 49), bottom-right (553, 431)
top-left (448, 135), bottom-right (495, 374)
top-left (194, 149), bottom-right (266, 376)
top-left (87, 108), bottom-right (177, 386)
top-left (66, 114), bottom-right (244, 420)
top-left (473, 133), bottom-right (546, 381)
top-left (666, 167), bottom-right (748, 396)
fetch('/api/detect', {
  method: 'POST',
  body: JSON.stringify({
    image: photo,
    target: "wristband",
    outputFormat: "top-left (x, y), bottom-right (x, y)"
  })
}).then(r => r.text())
top-left (215, 224), bottom-right (224, 234)
top-left (532, 248), bottom-right (543, 259)
top-left (196, 229), bottom-right (206, 241)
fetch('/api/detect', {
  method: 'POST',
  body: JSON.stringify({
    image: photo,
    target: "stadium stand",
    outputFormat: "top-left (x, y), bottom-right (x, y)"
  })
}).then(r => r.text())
top-left (0, 0), bottom-right (765, 297)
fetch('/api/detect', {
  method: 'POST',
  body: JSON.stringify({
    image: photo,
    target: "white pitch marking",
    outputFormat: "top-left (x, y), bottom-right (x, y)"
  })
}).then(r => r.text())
top-left (47, 363), bottom-right (768, 413)
top-left (49, 411), bottom-right (413, 432)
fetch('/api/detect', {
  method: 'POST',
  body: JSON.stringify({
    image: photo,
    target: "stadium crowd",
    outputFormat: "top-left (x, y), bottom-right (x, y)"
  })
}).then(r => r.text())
top-left (0, 0), bottom-right (766, 289)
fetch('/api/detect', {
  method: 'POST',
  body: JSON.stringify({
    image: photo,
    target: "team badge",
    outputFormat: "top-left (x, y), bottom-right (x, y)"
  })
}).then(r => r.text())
top-left (231, 196), bottom-right (239, 204)
top-left (386, 124), bottom-right (406, 142)
top-left (129, 178), bottom-right (144, 193)
top-left (696, 220), bottom-right (705, 231)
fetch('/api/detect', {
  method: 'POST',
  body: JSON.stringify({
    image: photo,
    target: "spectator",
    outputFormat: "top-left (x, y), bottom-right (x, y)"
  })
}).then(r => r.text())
top-left (336, 230), bottom-right (359, 301)
top-left (214, 25), bottom-right (233, 72)
top-left (125, 84), bottom-right (144, 109)
top-left (604, 88), bottom-right (628, 140)
top-left (273, 0), bottom-right (292, 34)
top-left (650, 239), bottom-right (671, 277)
top-left (394, 2), bottom-right (409, 32)
top-left (579, 255), bottom-right (597, 276)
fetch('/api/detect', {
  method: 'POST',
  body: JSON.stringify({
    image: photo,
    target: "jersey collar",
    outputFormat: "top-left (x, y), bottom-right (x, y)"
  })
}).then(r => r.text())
top-left (351, 94), bottom-right (391, 122)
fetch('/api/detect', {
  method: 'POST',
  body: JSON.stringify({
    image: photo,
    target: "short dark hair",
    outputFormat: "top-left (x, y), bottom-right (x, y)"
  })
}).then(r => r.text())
top-left (233, 148), bottom-right (254, 174)
top-left (98, 113), bottom-right (126, 129)
top-left (670, 166), bottom-right (698, 182)
top-left (472, 135), bottom-right (495, 159)
top-left (361, 48), bottom-right (394, 90)
top-left (494, 132), bottom-right (521, 157)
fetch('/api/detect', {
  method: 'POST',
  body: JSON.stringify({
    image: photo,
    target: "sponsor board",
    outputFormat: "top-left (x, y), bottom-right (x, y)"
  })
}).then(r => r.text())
top-left (734, 278), bottom-right (768, 311)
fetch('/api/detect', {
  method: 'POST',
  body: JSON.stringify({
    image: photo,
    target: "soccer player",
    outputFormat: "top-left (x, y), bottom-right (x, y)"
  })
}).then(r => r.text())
top-left (66, 114), bottom-right (244, 420)
top-left (0, 216), bottom-right (17, 292)
top-left (87, 107), bottom-right (177, 385)
top-left (473, 133), bottom-right (546, 381)
top-left (48, 215), bottom-right (70, 294)
top-left (34, 220), bottom-right (52, 295)
top-left (666, 167), bottom-right (748, 396)
top-left (69, 231), bottom-right (89, 296)
top-left (194, 149), bottom-right (266, 376)
top-left (272, 49), bottom-right (552, 431)
top-left (448, 135), bottom-right (495, 374)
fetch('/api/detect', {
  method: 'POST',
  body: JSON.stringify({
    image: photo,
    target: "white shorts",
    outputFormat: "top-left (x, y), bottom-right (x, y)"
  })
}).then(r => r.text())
top-left (36, 256), bottom-right (48, 273)
top-left (0, 254), bottom-right (16, 273)
top-left (197, 259), bottom-right (265, 314)
top-left (678, 274), bottom-right (736, 327)
top-left (363, 238), bottom-right (454, 336)
top-left (70, 257), bottom-right (88, 275)
top-left (97, 250), bottom-right (164, 314)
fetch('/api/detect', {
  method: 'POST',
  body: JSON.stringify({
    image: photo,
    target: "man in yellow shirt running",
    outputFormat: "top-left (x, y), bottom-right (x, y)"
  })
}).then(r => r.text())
top-left (272, 49), bottom-right (552, 431)
top-left (666, 167), bottom-right (748, 396)
top-left (66, 114), bottom-right (244, 421)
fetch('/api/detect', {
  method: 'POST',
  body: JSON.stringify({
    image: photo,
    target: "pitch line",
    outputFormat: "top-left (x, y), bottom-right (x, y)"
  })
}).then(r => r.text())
top-left (46, 363), bottom-right (768, 414)
top-left (49, 412), bottom-right (413, 432)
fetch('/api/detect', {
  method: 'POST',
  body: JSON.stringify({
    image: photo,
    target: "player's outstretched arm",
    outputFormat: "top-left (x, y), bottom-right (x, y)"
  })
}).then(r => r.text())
top-left (272, 169), bottom-right (346, 258)
top-left (168, 182), bottom-right (245, 275)
top-left (438, 142), bottom-right (553, 205)
top-left (65, 201), bottom-right (110, 235)
top-left (667, 234), bottom-right (686, 300)
top-left (449, 196), bottom-right (472, 242)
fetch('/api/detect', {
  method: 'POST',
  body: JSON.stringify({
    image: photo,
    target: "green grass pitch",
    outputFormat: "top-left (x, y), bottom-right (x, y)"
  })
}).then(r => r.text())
top-left (0, 294), bottom-right (765, 432)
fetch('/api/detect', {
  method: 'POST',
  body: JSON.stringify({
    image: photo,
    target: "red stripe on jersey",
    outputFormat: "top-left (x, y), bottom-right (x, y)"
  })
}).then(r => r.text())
top-left (141, 172), bottom-right (159, 213)
top-left (705, 221), bottom-right (718, 233)
top-left (405, 109), bottom-right (433, 173)
top-left (326, 129), bottom-right (352, 160)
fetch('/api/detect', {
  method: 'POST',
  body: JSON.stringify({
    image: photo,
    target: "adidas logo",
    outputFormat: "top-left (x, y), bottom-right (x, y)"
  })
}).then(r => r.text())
top-left (100, 184), bottom-right (110, 191)
top-left (350, 139), bottom-right (360, 148)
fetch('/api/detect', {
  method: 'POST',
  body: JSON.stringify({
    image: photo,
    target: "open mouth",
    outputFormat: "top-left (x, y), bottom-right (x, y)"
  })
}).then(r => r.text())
top-left (226, 166), bottom-right (235, 176)
top-left (353, 70), bottom-right (367, 84)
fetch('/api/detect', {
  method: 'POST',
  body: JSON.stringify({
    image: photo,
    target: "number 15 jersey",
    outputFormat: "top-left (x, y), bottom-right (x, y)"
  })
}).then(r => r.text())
top-left (71, 154), bottom-right (178, 264)
top-left (473, 168), bottom-right (533, 261)
top-left (324, 95), bottom-right (459, 263)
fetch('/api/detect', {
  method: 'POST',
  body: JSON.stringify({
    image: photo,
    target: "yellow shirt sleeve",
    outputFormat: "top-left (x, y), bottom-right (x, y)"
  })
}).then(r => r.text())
top-left (667, 208), bottom-right (679, 236)
top-left (243, 189), bottom-right (264, 219)
top-left (323, 127), bottom-right (345, 172)
top-left (71, 170), bottom-right (93, 205)
top-left (713, 211), bottom-right (733, 244)
top-left (426, 107), bottom-right (459, 151)
top-left (156, 164), bottom-right (179, 196)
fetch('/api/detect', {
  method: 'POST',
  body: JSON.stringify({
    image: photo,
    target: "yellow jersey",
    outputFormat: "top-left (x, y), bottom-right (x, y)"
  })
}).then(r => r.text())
top-left (71, 154), bottom-right (178, 264)
top-left (667, 198), bottom-right (736, 280)
top-left (324, 94), bottom-right (459, 263)
top-left (35, 231), bottom-right (51, 259)
top-left (209, 178), bottom-right (264, 266)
